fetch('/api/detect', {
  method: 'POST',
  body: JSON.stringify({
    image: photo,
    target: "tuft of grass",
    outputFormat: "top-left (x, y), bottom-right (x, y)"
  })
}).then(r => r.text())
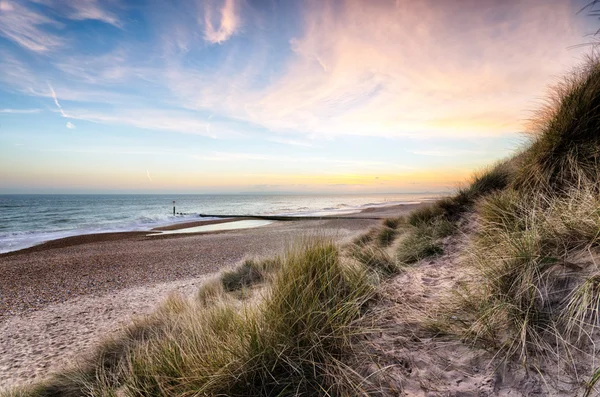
top-left (352, 227), bottom-right (378, 247)
top-left (408, 163), bottom-right (512, 228)
top-left (13, 238), bottom-right (376, 396)
top-left (196, 276), bottom-right (224, 305)
top-left (396, 218), bottom-right (453, 265)
top-left (382, 216), bottom-right (403, 229)
top-left (377, 226), bottom-right (397, 246)
top-left (220, 257), bottom-right (281, 292)
top-left (351, 244), bottom-right (399, 276)
top-left (467, 163), bottom-right (513, 199)
top-left (407, 204), bottom-right (444, 227)
top-left (560, 273), bottom-right (600, 344)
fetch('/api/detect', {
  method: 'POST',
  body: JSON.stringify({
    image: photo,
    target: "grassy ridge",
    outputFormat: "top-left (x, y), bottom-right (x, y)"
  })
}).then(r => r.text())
top-left (432, 59), bottom-right (600, 381)
top-left (514, 59), bottom-right (600, 192)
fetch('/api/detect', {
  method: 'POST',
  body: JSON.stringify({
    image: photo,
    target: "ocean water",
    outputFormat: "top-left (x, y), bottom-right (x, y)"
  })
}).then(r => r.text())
top-left (0, 193), bottom-right (438, 253)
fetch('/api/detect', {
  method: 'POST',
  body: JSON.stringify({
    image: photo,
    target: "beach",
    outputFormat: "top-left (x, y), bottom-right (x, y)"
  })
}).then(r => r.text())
top-left (0, 203), bottom-right (421, 391)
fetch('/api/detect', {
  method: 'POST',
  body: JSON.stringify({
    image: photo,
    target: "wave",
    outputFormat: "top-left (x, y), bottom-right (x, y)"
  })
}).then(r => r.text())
top-left (0, 214), bottom-right (216, 254)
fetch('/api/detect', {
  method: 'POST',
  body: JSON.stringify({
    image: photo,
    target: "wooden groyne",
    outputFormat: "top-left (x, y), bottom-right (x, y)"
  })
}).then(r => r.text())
top-left (196, 214), bottom-right (382, 221)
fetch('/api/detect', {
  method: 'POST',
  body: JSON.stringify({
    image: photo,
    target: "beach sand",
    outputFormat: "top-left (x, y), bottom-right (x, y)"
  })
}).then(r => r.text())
top-left (0, 203), bottom-right (422, 391)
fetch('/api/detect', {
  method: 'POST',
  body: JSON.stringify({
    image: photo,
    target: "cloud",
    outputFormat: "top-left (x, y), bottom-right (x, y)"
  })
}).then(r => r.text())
top-left (195, 151), bottom-right (414, 171)
top-left (243, 0), bottom-right (585, 138)
top-left (48, 83), bottom-right (68, 117)
top-left (0, 0), bottom-right (591, 144)
top-left (63, 108), bottom-right (236, 138)
top-left (0, 0), bottom-right (65, 51)
top-left (66, 121), bottom-right (76, 129)
top-left (63, 0), bottom-right (122, 28)
top-left (164, 0), bottom-right (587, 139)
top-left (410, 149), bottom-right (485, 157)
top-left (0, 0), bottom-right (121, 54)
top-left (146, 170), bottom-right (152, 182)
top-left (203, 0), bottom-right (240, 44)
top-left (267, 137), bottom-right (315, 148)
top-left (0, 108), bottom-right (42, 113)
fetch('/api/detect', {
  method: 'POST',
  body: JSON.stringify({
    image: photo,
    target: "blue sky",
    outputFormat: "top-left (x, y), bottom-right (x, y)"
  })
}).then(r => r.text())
top-left (0, 0), bottom-right (596, 193)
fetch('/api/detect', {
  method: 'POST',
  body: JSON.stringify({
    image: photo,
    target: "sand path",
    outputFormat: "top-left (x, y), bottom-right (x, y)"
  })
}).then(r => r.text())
top-left (0, 275), bottom-right (210, 391)
top-left (363, 216), bottom-right (577, 396)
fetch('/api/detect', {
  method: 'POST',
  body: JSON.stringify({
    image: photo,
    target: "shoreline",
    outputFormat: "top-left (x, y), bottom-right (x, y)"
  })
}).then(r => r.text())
top-left (0, 202), bottom-right (423, 257)
top-left (0, 202), bottom-right (424, 391)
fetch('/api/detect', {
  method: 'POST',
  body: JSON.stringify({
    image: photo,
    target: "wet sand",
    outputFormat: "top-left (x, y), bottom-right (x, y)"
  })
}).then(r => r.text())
top-left (0, 203), bottom-right (423, 391)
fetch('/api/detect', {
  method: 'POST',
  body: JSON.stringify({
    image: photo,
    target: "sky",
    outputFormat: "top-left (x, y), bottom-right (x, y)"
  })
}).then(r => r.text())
top-left (0, 0), bottom-right (597, 194)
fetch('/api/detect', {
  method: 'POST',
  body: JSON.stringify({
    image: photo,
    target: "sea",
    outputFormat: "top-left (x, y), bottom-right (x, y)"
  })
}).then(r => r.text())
top-left (0, 193), bottom-right (440, 254)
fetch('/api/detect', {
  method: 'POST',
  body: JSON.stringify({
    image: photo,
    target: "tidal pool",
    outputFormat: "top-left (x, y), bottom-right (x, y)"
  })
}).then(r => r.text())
top-left (147, 219), bottom-right (273, 236)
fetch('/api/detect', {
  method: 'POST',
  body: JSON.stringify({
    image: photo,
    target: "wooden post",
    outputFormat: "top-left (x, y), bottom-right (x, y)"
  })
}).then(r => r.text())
top-left (173, 200), bottom-right (176, 215)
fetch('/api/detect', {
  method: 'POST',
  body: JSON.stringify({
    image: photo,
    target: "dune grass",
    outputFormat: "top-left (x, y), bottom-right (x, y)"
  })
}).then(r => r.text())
top-left (408, 163), bottom-right (512, 228)
top-left (382, 217), bottom-right (403, 229)
top-left (376, 226), bottom-right (397, 247)
top-left (394, 163), bottom-right (513, 267)
top-left (452, 187), bottom-right (600, 361)
top-left (351, 244), bottom-right (398, 276)
top-left (441, 58), bottom-right (600, 365)
top-left (220, 257), bottom-right (281, 292)
top-left (396, 218), bottom-right (453, 265)
top-left (514, 58), bottom-right (600, 193)
top-left (352, 227), bottom-right (378, 247)
top-left (10, 238), bottom-right (377, 397)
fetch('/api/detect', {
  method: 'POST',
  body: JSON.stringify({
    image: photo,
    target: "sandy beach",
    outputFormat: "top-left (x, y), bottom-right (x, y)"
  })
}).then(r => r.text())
top-left (0, 203), bottom-right (422, 391)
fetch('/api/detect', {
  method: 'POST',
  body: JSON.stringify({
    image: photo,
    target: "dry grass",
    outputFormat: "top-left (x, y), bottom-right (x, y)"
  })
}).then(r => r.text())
top-left (396, 218), bottom-right (454, 265)
top-left (351, 244), bottom-right (399, 277)
top-left (376, 226), bottom-right (397, 247)
top-left (220, 257), bottom-right (281, 292)
top-left (408, 163), bottom-right (512, 228)
top-left (352, 227), bottom-right (378, 247)
top-left (382, 217), bottom-right (403, 229)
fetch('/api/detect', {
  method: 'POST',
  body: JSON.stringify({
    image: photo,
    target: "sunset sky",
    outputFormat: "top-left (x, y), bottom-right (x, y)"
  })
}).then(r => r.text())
top-left (0, 0), bottom-right (596, 193)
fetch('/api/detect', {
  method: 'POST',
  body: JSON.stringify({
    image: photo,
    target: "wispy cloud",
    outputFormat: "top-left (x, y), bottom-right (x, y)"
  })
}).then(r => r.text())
top-left (203, 0), bottom-right (240, 44)
top-left (242, 0), bottom-right (585, 138)
top-left (0, 108), bottom-right (42, 113)
top-left (63, 108), bottom-right (237, 138)
top-left (146, 170), bottom-right (152, 182)
top-left (63, 0), bottom-right (122, 28)
top-left (0, 0), bottom-right (121, 54)
top-left (267, 137), bottom-right (315, 148)
top-left (0, 0), bottom-right (65, 52)
top-left (66, 121), bottom-right (76, 129)
top-left (196, 151), bottom-right (414, 171)
top-left (409, 149), bottom-right (485, 157)
top-left (48, 83), bottom-right (68, 117)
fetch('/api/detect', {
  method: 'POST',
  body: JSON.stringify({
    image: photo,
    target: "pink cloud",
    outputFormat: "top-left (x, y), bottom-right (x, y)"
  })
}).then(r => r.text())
top-left (203, 0), bottom-right (240, 44)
